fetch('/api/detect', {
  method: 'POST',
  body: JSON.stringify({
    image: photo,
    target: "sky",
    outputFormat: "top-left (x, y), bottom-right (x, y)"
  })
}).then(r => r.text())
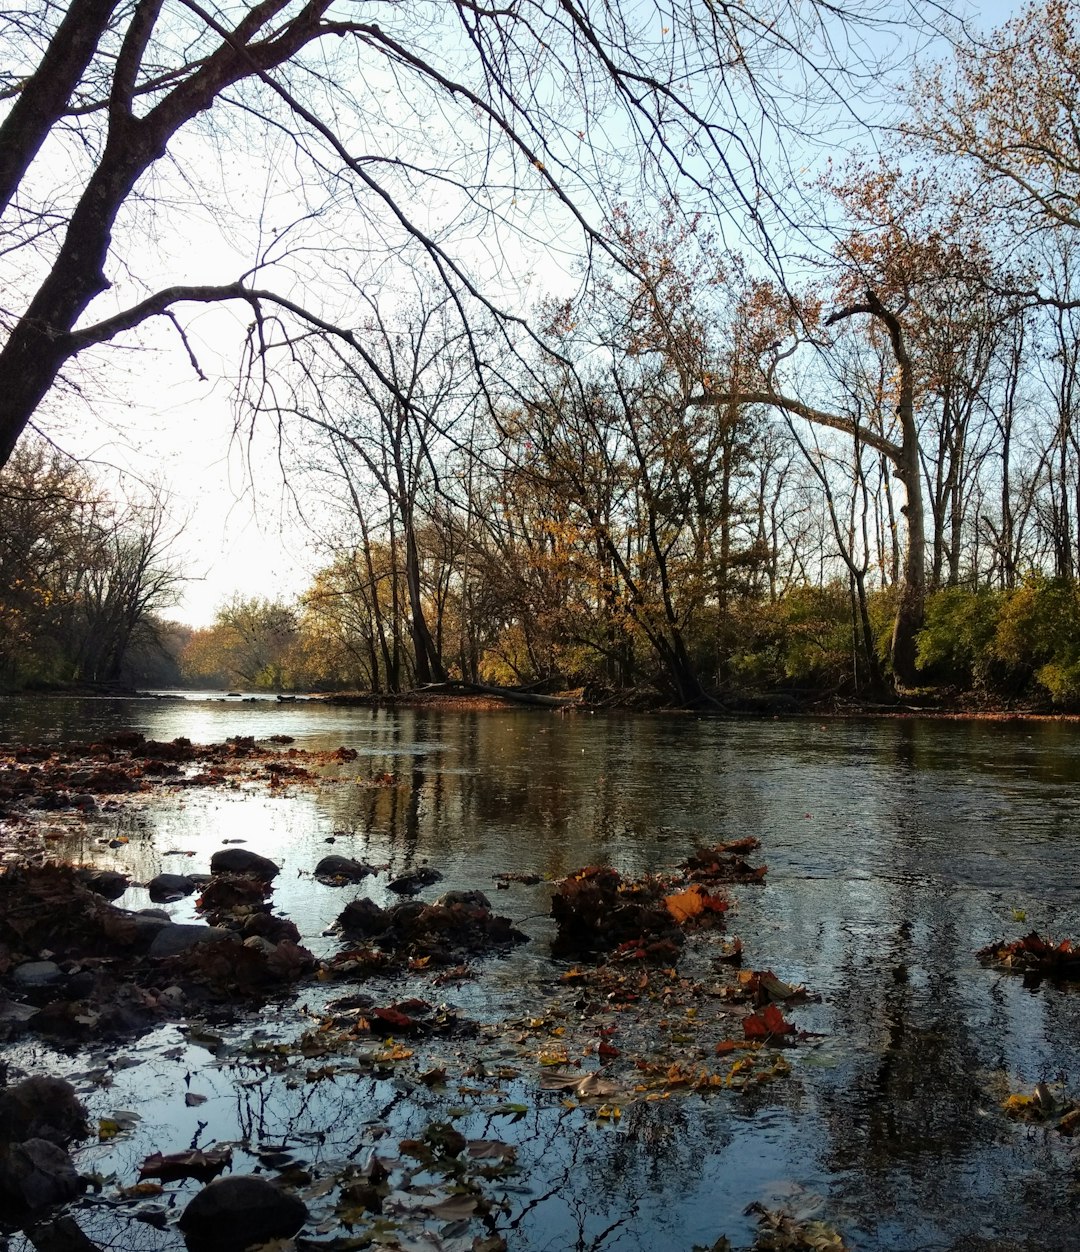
top-left (14, 0), bottom-right (1027, 630)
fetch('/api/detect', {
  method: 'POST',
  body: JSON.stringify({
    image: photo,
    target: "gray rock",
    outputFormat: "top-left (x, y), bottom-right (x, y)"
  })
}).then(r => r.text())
top-left (179, 1174), bottom-right (308, 1250)
top-left (0, 1138), bottom-right (84, 1211)
top-left (13, 961), bottom-right (63, 989)
top-left (148, 923), bottom-right (238, 959)
top-left (147, 872), bottom-right (196, 902)
top-left (0, 1077), bottom-right (87, 1146)
top-left (210, 849), bottom-right (280, 879)
top-left (314, 855), bottom-right (375, 883)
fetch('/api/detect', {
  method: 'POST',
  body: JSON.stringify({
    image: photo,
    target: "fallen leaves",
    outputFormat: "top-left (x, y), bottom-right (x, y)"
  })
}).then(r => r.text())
top-left (138, 1146), bottom-right (232, 1183)
top-left (977, 931), bottom-right (1080, 982)
top-left (664, 884), bottom-right (729, 925)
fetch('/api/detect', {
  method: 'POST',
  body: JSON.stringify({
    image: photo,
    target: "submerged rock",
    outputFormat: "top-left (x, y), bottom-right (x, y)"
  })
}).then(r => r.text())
top-left (314, 854), bottom-right (375, 883)
top-left (178, 1174), bottom-right (308, 1250)
top-left (209, 849), bottom-right (280, 879)
top-left (387, 866), bottom-right (443, 895)
top-left (75, 869), bottom-right (129, 900)
top-left (436, 889), bottom-right (491, 909)
top-left (147, 872), bottom-right (196, 902)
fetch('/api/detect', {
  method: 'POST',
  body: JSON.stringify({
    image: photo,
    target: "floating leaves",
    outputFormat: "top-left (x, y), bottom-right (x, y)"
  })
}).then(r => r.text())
top-left (977, 931), bottom-right (1080, 982)
top-left (138, 1146), bottom-right (232, 1183)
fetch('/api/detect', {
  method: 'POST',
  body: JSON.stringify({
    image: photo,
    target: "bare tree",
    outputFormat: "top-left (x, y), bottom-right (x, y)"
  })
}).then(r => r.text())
top-left (0, 0), bottom-right (938, 467)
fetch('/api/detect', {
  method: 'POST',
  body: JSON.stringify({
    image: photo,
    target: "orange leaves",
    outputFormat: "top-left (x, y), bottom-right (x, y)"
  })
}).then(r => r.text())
top-left (743, 1003), bottom-right (795, 1040)
top-left (663, 883), bottom-right (728, 924)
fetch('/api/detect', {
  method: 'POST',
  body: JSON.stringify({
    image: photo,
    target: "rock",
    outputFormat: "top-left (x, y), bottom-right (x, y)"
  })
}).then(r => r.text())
top-left (26, 1214), bottom-right (101, 1252)
top-left (0, 1138), bottom-right (84, 1211)
top-left (117, 910), bottom-right (172, 949)
top-left (314, 855), bottom-right (375, 883)
top-left (0, 1078), bottom-right (87, 1146)
top-left (147, 872), bottom-right (196, 902)
top-left (75, 868), bottom-right (129, 900)
top-left (436, 889), bottom-right (491, 909)
top-left (387, 867), bottom-right (443, 895)
top-left (210, 849), bottom-right (280, 879)
top-left (240, 912), bottom-right (301, 945)
top-left (179, 1174), bottom-right (308, 1250)
top-left (13, 961), bottom-right (63, 989)
top-left (335, 897), bottom-right (390, 936)
top-left (0, 999), bottom-right (37, 1032)
top-left (148, 923), bottom-right (239, 959)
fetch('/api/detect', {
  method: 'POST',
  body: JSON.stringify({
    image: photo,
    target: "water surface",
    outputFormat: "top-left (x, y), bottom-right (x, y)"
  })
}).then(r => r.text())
top-left (3, 696), bottom-right (1079, 1251)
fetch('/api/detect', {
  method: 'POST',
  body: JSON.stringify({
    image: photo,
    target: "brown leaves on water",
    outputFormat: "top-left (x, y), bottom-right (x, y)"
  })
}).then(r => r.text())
top-left (743, 1003), bottom-right (795, 1040)
top-left (977, 931), bottom-right (1080, 982)
top-left (681, 839), bottom-right (767, 885)
top-left (139, 1146), bottom-right (231, 1183)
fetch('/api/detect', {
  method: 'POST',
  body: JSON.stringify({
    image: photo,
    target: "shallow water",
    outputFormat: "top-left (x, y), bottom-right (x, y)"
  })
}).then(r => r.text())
top-left (3, 696), bottom-right (1080, 1251)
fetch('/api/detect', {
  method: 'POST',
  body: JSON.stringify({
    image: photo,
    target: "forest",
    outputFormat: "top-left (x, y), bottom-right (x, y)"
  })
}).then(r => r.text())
top-left (2, 1), bottom-right (1080, 708)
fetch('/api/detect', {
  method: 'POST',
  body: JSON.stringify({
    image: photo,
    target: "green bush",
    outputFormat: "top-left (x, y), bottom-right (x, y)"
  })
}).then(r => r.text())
top-left (915, 586), bottom-right (1004, 689)
top-left (915, 578), bottom-right (1080, 705)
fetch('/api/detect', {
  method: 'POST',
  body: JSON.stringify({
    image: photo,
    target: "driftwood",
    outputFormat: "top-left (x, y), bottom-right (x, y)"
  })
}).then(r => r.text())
top-left (418, 681), bottom-right (582, 708)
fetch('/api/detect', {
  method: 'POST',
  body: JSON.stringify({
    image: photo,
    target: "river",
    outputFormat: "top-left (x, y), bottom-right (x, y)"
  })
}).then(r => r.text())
top-left (2, 694), bottom-right (1079, 1252)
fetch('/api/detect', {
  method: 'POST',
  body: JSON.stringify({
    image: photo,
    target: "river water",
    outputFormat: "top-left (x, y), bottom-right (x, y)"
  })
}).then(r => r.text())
top-left (2, 695), bottom-right (1080, 1252)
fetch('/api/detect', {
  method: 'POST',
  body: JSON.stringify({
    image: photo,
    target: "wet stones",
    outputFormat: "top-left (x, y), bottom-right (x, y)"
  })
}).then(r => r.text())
top-left (0, 1078), bottom-right (87, 1215)
top-left (178, 1174), bottom-right (308, 1251)
top-left (334, 896), bottom-right (527, 962)
top-left (209, 849), bottom-right (280, 879)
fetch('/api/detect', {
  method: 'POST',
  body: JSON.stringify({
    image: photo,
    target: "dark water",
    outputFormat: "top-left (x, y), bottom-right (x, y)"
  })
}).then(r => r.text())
top-left (3, 696), bottom-right (1080, 1251)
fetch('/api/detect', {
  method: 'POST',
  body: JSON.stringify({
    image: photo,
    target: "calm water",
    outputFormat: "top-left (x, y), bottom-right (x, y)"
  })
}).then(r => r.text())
top-left (3, 695), bottom-right (1080, 1251)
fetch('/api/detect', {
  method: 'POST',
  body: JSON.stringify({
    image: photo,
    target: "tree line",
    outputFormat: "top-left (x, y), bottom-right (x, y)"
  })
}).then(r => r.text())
top-left (3, 3), bottom-right (1080, 706)
top-left (0, 441), bottom-right (183, 689)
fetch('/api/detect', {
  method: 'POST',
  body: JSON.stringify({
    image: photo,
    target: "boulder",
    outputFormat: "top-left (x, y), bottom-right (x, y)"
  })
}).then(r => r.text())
top-left (314, 855), bottom-right (375, 883)
top-left (0, 1138), bottom-right (84, 1211)
top-left (179, 1174), bottom-right (308, 1251)
top-left (210, 849), bottom-right (280, 880)
top-left (0, 1077), bottom-right (87, 1146)
top-left (148, 923), bottom-right (238, 959)
top-left (13, 961), bottom-right (63, 989)
top-left (147, 872), bottom-right (196, 902)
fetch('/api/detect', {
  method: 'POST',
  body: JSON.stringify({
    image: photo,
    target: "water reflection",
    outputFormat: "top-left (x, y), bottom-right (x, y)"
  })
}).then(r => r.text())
top-left (4, 700), bottom-right (1080, 1249)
